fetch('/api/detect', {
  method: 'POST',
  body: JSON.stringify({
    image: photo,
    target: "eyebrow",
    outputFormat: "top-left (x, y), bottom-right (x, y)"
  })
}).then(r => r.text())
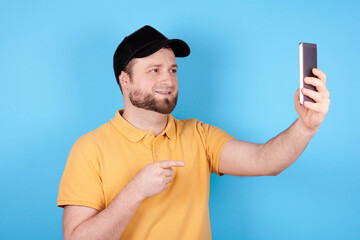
top-left (146, 63), bottom-right (178, 68)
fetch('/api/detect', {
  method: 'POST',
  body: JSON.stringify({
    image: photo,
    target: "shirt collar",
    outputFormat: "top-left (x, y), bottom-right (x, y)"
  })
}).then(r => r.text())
top-left (110, 109), bottom-right (176, 143)
top-left (163, 114), bottom-right (176, 140)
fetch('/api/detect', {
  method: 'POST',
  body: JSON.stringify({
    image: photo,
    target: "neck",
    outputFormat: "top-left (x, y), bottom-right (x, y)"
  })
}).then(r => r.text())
top-left (121, 107), bottom-right (168, 137)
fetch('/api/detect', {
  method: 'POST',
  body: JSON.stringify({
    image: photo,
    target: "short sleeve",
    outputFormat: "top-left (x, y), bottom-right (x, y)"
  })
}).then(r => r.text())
top-left (57, 136), bottom-right (105, 211)
top-left (196, 122), bottom-right (235, 176)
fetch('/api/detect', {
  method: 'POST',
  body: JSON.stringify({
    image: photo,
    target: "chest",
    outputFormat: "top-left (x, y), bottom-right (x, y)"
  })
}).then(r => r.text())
top-left (98, 135), bottom-right (210, 205)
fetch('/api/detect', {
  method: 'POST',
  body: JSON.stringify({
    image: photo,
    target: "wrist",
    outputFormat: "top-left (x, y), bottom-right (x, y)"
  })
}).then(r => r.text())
top-left (124, 180), bottom-right (146, 203)
top-left (296, 118), bottom-right (318, 136)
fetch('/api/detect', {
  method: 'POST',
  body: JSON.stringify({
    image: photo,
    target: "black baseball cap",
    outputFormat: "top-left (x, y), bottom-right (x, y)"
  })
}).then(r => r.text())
top-left (113, 25), bottom-right (190, 84)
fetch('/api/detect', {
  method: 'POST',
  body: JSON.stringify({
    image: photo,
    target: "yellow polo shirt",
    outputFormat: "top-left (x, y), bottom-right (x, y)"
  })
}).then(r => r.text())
top-left (57, 109), bottom-right (234, 240)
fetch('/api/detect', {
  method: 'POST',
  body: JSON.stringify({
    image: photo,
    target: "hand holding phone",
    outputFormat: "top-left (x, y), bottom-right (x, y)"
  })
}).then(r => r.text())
top-left (299, 42), bottom-right (317, 105)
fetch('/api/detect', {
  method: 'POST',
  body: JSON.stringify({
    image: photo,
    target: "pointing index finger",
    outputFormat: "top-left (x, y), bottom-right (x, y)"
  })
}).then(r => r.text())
top-left (157, 160), bottom-right (185, 168)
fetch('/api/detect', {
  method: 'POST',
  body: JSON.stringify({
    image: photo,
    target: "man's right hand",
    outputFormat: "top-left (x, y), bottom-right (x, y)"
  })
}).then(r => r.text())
top-left (128, 160), bottom-right (185, 200)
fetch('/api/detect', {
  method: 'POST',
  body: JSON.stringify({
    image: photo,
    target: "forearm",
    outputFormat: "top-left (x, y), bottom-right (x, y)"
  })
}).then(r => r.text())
top-left (257, 118), bottom-right (317, 175)
top-left (67, 182), bottom-right (143, 240)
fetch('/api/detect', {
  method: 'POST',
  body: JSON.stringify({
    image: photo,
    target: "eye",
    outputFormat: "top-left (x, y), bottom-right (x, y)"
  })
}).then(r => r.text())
top-left (150, 69), bottom-right (158, 73)
top-left (170, 69), bottom-right (177, 73)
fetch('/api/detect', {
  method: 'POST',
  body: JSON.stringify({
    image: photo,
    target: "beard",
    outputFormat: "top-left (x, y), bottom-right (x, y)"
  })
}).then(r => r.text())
top-left (129, 88), bottom-right (178, 114)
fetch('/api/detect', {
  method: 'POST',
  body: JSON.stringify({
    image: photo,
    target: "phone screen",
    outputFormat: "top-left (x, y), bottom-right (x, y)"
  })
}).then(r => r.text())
top-left (299, 42), bottom-right (317, 105)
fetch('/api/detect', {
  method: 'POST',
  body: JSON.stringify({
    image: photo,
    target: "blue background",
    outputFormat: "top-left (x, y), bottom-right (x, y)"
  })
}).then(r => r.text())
top-left (1, 0), bottom-right (359, 239)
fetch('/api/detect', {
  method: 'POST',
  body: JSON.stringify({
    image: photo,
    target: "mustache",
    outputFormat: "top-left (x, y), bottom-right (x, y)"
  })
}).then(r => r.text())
top-left (153, 87), bottom-right (176, 91)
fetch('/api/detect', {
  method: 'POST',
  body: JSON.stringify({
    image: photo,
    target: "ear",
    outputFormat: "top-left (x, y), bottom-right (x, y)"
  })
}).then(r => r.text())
top-left (118, 71), bottom-right (130, 91)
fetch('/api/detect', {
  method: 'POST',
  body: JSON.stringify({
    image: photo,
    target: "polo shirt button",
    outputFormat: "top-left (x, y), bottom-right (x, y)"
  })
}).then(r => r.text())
top-left (154, 152), bottom-right (158, 157)
top-left (146, 133), bottom-right (150, 138)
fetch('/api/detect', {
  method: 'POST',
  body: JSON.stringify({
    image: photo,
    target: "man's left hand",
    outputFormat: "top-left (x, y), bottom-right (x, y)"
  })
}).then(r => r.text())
top-left (294, 68), bottom-right (330, 132)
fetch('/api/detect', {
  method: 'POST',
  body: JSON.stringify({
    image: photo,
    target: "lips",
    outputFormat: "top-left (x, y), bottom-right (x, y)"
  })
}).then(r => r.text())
top-left (155, 91), bottom-right (171, 95)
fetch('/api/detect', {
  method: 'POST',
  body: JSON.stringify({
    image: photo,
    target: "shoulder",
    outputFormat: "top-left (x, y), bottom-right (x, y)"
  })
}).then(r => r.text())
top-left (172, 117), bottom-right (218, 140)
top-left (173, 116), bottom-right (234, 142)
top-left (174, 117), bottom-right (218, 132)
top-left (172, 117), bottom-right (204, 133)
top-left (173, 117), bottom-right (199, 127)
top-left (72, 120), bottom-right (113, 152)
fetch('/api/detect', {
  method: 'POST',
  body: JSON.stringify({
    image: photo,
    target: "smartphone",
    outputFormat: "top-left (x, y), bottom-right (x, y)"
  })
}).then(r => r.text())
top-left (299, 42), bottom-right (317, 105)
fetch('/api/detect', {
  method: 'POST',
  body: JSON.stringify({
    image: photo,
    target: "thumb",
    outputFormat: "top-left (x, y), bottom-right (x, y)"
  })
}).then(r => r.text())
top-left (294, 88), bottom-right (300, 102)
top-left (294, 88), bottom-right (306, 116)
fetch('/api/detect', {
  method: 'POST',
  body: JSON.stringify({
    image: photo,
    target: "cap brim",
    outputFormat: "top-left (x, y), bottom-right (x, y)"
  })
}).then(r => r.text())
top-left (133, 39), bottom-right (190, 58)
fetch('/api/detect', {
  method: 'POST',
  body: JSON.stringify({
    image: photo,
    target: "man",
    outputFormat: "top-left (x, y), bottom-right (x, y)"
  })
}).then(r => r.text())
top-left (57, 25), bottom-right (330, 240)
